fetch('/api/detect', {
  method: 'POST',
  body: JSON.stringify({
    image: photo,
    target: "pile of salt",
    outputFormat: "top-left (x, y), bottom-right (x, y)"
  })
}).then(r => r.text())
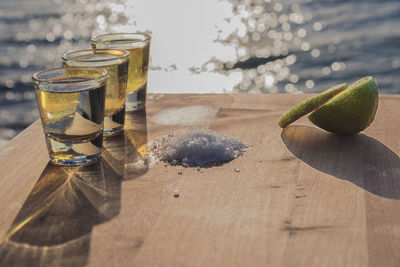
top-left (154, 129), bottom-right (247, 167)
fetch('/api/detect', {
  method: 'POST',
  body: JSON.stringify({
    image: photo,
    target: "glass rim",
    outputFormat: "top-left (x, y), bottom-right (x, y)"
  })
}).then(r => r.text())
top-left (90, 32), bottom-right (151, 45)
top-left (61, 48), bottom-right (130, 64)
top-left (32, 67), bottom-right (108, 86)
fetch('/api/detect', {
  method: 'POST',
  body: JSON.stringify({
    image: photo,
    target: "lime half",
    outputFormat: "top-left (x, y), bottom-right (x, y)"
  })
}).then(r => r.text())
top-left (307, 76), bottom-right (379, 135)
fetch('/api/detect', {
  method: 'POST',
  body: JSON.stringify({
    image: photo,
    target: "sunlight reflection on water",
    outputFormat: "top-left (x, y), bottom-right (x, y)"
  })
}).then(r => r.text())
top-left (91, 0), bottom-right (310, 93)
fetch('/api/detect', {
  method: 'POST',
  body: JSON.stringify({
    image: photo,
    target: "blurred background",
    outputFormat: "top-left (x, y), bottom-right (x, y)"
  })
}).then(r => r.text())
top-left (0, 0), bottom-right (399, 146)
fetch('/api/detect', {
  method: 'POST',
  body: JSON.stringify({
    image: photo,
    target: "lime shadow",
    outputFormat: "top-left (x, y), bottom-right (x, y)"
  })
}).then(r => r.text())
top-left (281, 125), bottom-right (400, 199)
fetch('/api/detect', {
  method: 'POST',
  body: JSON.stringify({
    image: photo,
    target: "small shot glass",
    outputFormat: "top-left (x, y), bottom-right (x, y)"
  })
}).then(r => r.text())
top-left (91, 33), bottom-right (151, 111)
top-left (62, 49), bottom-right (129, 136)
top-left (32, 67), bottom-right (107, 166)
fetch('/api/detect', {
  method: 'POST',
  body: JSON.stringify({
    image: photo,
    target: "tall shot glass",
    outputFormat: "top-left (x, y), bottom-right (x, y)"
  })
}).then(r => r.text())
top-left (62, 49), bottom-right (129, 136)
top-left (91, 33), bottom-right (151, 111)
top-left (32, 67), bottom-right (107, 166)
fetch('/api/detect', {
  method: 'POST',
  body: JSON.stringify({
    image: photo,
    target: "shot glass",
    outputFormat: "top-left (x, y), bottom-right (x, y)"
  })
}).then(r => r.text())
top-left (91, 33), bottom-right (151, 111)
top-left (32, 67), bottom-right (107, 166)
top-left (62, 49), bottom-right (129, 136)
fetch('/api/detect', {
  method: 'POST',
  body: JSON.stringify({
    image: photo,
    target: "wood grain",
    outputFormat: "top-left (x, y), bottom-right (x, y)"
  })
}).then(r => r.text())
top-left (0, 94), bottom-right (399, 267)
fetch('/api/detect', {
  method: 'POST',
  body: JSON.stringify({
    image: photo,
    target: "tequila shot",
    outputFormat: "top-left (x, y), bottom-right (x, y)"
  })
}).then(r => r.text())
top-left (91, 33), bottom-right (151, 111)
top-left (62, 49), bottom-right (129, 136)
top-left (32, 67), bottom-right (107, 166)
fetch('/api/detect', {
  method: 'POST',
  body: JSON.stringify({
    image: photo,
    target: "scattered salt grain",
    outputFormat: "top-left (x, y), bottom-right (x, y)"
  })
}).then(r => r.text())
top-left (234, 168), bottom-right (240, 172)
top-left (178, 170), bottom-right (183, 175)
top-left (174, 189), bottom-right (180, 198)
top-left (151, 129), bottom-right (247, 167)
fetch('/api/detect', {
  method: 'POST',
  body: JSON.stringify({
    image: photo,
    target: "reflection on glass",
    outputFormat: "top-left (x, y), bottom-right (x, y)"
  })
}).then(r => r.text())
top-left (0, 160), bottom-right (121, 266)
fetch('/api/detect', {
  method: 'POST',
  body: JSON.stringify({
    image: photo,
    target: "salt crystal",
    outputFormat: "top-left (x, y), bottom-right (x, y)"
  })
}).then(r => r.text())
top-left (174, 189), bottom-right (180, 197)
top-left (153, 129), bottom-right (247, 167)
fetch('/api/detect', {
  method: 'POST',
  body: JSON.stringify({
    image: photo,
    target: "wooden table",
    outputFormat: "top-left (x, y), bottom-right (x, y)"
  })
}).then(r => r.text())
top-left (0, 94), bottom-right (399, 267)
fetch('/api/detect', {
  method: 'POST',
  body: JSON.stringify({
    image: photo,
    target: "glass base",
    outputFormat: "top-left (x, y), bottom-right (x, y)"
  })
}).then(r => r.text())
top-left (50, 153), bottom-right (102, 166)
top-left (104, 106), bottom-right (125, 136)
top-left (126, 83), bottom-right (146, 111)
top-left (103, 126), bottom-right (124, 137)
top-left (45, 131), bottom-right (103, 166)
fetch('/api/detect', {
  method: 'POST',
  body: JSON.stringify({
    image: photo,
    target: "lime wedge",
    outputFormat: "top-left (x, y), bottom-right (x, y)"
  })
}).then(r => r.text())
top-left (278, 83), bottom-right (348, 128)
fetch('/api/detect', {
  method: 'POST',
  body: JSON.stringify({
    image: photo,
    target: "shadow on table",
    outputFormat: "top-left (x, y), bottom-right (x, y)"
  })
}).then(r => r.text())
top-left (281, 125), bottom-right (400, 199)
top-left (0, 109), bottom-right (149, 266)
top-left (0, 160), bottom-right (121, 266)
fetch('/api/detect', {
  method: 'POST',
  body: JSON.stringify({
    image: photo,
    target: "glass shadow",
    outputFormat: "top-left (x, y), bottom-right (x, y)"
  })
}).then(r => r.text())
top-left (0, 159), bottom-right (122, 266)
top-left (281, 125), bottom-right (400, 199)
top-left (103, 108), bottom-right (149, 180)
